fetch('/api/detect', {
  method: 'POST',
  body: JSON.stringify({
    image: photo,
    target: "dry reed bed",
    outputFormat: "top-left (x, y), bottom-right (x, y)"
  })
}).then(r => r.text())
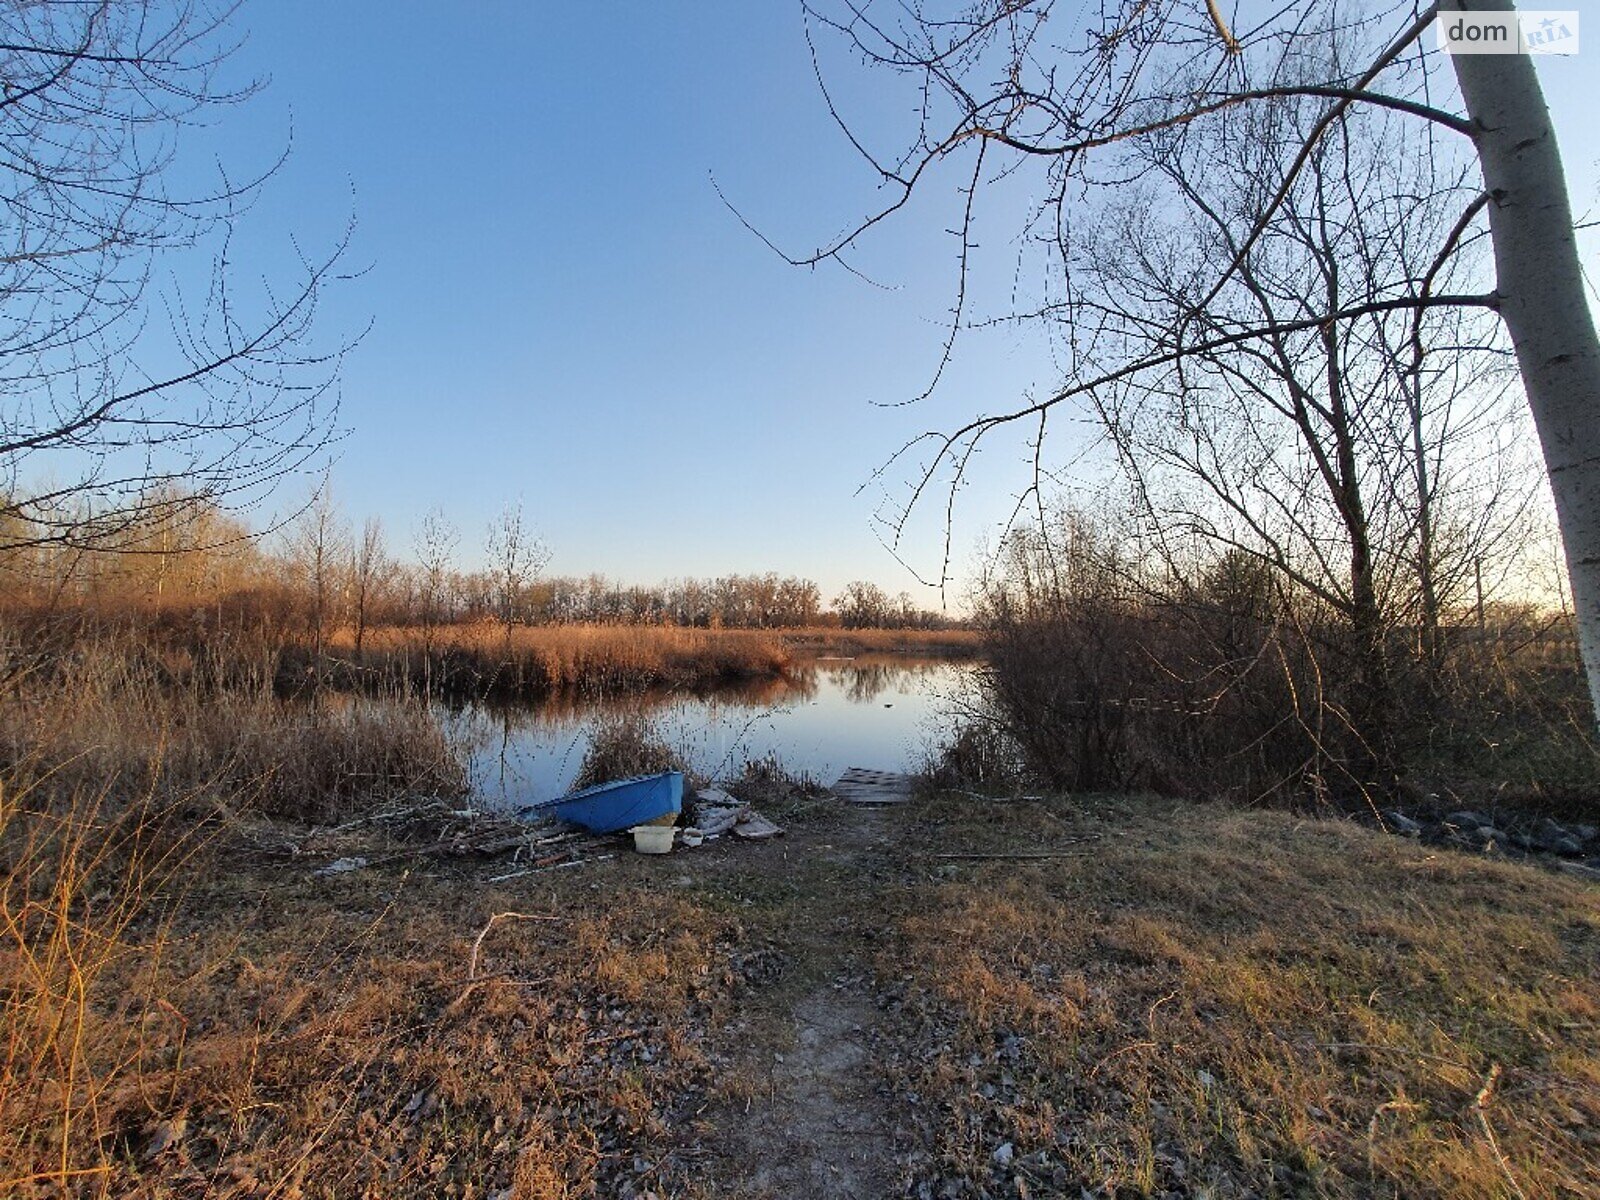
top-left (878, 794), bottom-right (1600, 1197)
top-left (0, 633), bottom-right (464, 822)
top-left (312, 623), bottom-right (981, 699)
top-left (323, 623), bottom-right (799, 698)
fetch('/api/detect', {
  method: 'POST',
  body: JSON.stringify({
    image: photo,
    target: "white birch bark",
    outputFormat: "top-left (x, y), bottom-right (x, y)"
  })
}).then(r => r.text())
top-left (1443, 0), bottom-right (1600, 721)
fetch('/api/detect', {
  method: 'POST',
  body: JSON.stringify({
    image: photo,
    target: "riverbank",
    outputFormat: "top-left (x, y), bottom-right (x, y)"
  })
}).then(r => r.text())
top-left (10, 785), bottom-right (1595, 1197)
top-left (304, 624), bottom-right (982, 699)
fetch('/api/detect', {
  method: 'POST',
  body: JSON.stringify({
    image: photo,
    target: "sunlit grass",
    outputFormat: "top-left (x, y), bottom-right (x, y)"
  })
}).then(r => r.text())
top-left (881, 795), bottom-right (1600, 1197)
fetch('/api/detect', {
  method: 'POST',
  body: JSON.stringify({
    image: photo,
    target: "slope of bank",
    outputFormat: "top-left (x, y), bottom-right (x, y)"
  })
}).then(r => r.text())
top-left (5, 787), bottom-right (1595, 1197)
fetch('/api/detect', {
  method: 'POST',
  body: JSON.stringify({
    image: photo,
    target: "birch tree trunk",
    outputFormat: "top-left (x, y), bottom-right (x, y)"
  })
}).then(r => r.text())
top-left (1444, 0), bottom-right (1600, 721)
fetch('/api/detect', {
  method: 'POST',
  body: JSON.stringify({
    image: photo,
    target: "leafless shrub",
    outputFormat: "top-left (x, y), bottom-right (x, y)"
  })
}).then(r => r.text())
top-left (973, 505), bottom-right (1594, 811)
top-left (573, 712), bottom-right (689, 791)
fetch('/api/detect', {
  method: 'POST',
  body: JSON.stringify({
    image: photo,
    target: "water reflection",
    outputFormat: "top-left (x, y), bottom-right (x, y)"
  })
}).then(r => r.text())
top-left (816, 657), bottom-right (927, 703)
top-left (442, 657), bottom-right (974, 811)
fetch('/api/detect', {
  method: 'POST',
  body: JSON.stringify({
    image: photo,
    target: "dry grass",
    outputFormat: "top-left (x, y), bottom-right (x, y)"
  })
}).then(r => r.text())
top-left (318, 623), bottom-right (981, 700)
top-left (7, 764), bottom-right (1597, 1198)
top-left (0, 805), bottom-right (754, 1199)
top-left (879, 794), bottom-right (1600, 1197)
top-left (0, 632), bottom-right (465, 822)
top-left (572, 711), bottom-right (692, 790)
top-left (0, 778), bottom-right (215, 1199)
top-left (776, 627), bottom-right (981, 657)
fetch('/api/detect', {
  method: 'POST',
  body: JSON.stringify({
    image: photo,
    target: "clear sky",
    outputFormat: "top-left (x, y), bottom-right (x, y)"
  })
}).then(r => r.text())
top-left (200, 1), bottom-right (1600, 605)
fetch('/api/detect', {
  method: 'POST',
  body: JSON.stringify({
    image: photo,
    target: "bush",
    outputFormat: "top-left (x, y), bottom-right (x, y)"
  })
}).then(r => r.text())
top-left (573, 711), bottom-right (689, 790)
top-left (923, 716), bottom-right (1025, 792)
top-left (974, 530), bottom-right (1598, 813)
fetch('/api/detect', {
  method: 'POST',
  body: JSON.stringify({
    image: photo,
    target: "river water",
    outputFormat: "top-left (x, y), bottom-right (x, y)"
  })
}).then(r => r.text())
top-left (443, 656), bottom-right (976, 811)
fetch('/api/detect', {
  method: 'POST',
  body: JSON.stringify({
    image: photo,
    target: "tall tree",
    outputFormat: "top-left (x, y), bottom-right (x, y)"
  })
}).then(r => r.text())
top-left (352, 517), bottom-right (389, 657)
top-left (0, 1), bottom-right (350, 559)
top-left (791, 0), bottom-right (1599, 715)
top-left (1077, 83), bottom-right (1529, 783)
top-left (285, 478), bottom-right (350, 673)
top-left (485, 500), bottom-right (551, 644)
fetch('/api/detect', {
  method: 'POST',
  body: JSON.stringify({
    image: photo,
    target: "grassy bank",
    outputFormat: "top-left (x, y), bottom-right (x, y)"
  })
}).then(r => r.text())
top-left (7, 784), bottom-right (1595, 1197)
top-left (875, 794), bottom-right (1600, 1196)
top-left (0, 804), bottom-right (752, 1198)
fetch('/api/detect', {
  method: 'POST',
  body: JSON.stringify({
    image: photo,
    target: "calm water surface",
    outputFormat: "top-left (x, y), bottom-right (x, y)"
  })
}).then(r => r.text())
top-left (444, 656), bottom-right (976, 811)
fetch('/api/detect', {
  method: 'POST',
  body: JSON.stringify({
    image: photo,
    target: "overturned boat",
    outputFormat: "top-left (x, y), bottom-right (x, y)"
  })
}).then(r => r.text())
top-left (544, 770), bottom-right (683, 834)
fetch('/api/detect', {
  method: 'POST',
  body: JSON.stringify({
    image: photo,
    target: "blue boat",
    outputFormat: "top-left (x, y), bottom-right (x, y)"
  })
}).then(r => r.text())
top-left (548, 770), bottom-right (683, 834)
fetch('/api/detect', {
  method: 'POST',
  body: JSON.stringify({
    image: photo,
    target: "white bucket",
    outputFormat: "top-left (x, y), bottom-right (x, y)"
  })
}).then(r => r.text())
top-left (630, 824), bottom-right (676, 854)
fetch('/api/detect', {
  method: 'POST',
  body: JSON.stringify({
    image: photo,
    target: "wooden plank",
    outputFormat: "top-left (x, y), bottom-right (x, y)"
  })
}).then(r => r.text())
top-left (832, 767), bottom-right (915, 806)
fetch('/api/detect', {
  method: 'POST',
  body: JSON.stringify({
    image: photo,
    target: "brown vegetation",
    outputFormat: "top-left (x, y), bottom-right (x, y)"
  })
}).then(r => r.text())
top-left (329, 622), bottom-right (798, 700)
top-left (572, 711), bottom-right (693, 791)
top-left (0, 790), bottom-right (751, 1198)
top-left (5, 761), bottom-right (1597, 1198)
top-left (879, 793), bottom-right (1600, 1197)
top-left (0, 627), bottom-right (465, 823)
top-left (964, 510), bottom-right (1597, 818)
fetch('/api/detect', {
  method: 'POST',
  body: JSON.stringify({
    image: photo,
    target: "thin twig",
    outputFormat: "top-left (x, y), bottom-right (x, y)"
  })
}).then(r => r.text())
top-left (1474, 1063), bottom-right (1528, 1200)
top-left (467, 911), bottom-right (563, 981)
top-left (486, 854), bottom-right (615, 884)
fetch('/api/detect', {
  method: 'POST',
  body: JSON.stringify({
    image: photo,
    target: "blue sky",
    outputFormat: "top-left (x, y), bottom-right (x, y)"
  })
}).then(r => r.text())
top-left (199, 1), bottom-right (1599, 604)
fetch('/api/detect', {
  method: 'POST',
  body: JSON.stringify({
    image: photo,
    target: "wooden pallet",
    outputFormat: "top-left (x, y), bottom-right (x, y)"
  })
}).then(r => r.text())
top-left (832, 767), bottom-right (915, 806)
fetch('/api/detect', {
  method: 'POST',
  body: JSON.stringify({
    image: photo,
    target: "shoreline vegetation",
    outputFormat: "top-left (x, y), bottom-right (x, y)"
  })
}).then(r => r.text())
top-left (3, 595), bottom-right (1597, 1197)
top-left (0, 611), bottom-right (976, 823)
top-left (303, 623), bottom-right (983, 700)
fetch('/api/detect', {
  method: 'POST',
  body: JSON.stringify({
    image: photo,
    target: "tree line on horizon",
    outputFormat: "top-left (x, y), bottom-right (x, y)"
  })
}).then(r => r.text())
top-left (0, 489), bottom-right (958, 634)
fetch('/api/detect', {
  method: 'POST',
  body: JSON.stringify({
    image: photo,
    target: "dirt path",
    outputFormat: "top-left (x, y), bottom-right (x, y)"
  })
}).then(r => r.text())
top-left (693, 803), bottom-right (899, 1198)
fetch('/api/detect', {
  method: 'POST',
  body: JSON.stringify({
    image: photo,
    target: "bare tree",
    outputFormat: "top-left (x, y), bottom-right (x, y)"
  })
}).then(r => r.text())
top-left (835, 580), bottom-right (893, 628)
top-left (0, 1), bottom-right (352, 559)
top-left (414, 507), bottom-right (459, 649)
top-left (786, 0), bottom-right (1600, 715)
top-left (351, 516), bottom-right (389, 658)
top-left (1066, 84), bottom-right (1536, 784)
top-left (285, 477), bottom-right (350, 674)
top-left (485, 500), bottom-right (550, 645)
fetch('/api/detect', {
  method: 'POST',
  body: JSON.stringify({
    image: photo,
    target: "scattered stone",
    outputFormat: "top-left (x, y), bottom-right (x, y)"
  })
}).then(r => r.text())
top-left (1381, 810), bottom-right (1422, 836)
top-left (992, 1142), bottom-right (1014, 1167)
top-left (1443, 811), bottom-right (1491, 830)
top-left (1532, 818), bottom-right (1586, 856)
top-left (314, 856), bottom-right (368, 877)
